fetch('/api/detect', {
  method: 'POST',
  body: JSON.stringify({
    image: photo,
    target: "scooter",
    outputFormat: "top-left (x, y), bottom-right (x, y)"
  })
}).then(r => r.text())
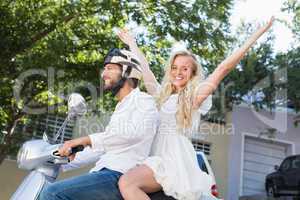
top-left (10, 93), bottom-right (176, 200)
top-left (10, 93), bottom-right (87, 200)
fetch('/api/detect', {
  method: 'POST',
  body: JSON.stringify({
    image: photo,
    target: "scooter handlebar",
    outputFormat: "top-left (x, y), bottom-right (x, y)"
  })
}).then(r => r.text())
top-left (53, 145), bottom-right (85, 158)
top-left (52, 145), bottom-right (85, 164)
top-left (69, 145), bottom-right (84, 155)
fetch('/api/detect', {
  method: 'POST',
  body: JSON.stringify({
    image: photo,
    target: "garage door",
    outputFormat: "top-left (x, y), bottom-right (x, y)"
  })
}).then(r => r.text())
top-left (242, 136), bottom-right (290, 195)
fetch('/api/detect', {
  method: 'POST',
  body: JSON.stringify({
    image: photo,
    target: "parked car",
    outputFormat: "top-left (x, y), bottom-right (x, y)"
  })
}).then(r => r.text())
top-left (196, 151), bottom-right (220, 198)
top-left (265, 154), bottom-right (300, 197)
top-left (150, 151), bottom-right (220, 199)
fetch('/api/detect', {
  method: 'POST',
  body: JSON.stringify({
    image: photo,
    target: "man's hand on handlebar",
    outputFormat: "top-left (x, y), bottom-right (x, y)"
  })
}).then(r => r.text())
top-left (58, 136), bottom-right (91, 161)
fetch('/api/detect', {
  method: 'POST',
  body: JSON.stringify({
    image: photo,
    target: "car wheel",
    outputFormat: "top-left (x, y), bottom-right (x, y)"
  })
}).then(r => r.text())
top-left (267, 183), bottom-right (279, 198)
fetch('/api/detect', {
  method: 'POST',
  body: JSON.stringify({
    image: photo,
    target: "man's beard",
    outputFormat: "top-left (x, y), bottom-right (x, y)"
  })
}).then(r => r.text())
top-left (102, 76), bottom-right (121, 92)
top-left (103, 80), bottom-right (116, 91)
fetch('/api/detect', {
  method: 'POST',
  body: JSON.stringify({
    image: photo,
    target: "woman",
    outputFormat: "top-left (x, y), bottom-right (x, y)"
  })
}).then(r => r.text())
top-left (117, 17), bottom-right (274, 200)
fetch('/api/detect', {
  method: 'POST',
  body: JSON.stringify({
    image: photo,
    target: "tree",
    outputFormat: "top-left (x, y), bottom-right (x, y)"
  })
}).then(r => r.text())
top-left (223, 15), bottom-right (300, 127)
top-left (0, 0), bottom-right (129, 163)
top-left (281, 0), bottom-right (300, 124)
top-left (282, 0), bottom-right (300, 41)
top-left (0, 0), bottom-right (233, 164)
top-left (274, 48), bottom-right (300, 115)
top-left (223, 20), bottom-right (299, 109)
top-left (203, 20), bottom-right (277, 120)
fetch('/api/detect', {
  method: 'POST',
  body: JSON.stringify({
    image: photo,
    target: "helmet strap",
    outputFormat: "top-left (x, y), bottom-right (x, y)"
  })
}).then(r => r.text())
top-left (108, 66), bottom-right (132, 96)
top-left (110, 77), bottom-right (126, 96)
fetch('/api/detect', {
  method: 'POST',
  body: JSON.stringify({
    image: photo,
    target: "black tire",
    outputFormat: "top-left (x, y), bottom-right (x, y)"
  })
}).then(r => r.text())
top-left (266, 183), bottom-right (280, 198)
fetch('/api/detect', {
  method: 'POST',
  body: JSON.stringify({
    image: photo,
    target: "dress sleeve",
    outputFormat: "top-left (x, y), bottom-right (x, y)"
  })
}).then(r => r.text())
top-left (197, 95), bottom-right (212, 115)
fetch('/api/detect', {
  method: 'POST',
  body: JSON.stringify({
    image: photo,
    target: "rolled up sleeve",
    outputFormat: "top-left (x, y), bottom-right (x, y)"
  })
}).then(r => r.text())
top-left (89, 132), bottom-right (106, 152)
top-left (61, 146), bottom-right (103, 172)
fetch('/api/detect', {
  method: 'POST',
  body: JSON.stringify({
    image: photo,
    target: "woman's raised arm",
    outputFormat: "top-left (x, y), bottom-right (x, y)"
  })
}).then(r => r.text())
top-left (194, 17), bottom-right (274, 108)
top-left (118, 29), bottom-right (160, 96)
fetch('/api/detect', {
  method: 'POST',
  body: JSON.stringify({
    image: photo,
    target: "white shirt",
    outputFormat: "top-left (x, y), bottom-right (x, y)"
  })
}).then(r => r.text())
top-left (62, 88), bottom-right (159, 173)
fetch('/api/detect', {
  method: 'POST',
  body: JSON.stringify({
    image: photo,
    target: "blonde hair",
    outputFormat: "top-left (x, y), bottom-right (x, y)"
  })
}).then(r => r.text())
top-left (156, 50), bottom-right (205, 131)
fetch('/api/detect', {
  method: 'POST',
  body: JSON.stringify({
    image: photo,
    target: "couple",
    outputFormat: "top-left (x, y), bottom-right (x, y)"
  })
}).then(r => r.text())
top-left (40, 17), bottom-right (274, 200)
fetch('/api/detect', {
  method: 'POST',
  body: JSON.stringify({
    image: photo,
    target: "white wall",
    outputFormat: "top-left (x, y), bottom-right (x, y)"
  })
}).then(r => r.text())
top-left (227, 106), bottom-right (300, 200)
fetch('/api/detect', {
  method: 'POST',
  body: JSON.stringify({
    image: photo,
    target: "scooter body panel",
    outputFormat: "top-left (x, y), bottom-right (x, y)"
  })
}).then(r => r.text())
top-left (10, 171), bottom-right (48, 200)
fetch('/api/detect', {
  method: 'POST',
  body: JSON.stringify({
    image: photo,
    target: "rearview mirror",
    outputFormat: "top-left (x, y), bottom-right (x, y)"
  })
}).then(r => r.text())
top-left (68, 93), bottom-right (87, 119)
top-left (274, 165), bottom-right (279, 171)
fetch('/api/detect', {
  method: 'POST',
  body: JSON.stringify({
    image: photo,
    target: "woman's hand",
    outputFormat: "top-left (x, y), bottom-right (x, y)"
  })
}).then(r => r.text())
top-left (262, 16), bottom-right (275, 32)
top-left (117, 28), bottom-right (137, 47)
top-left (116, 27), bottom-right (160, 95)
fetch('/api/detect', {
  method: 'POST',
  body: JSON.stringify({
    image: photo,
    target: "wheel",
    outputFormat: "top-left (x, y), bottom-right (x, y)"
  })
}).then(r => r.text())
top-left (266, 183), bottom-right (279, 198)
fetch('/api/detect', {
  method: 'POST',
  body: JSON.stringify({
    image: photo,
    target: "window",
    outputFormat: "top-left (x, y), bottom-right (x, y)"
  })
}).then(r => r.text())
top-left (7, 114), bottom-right (75, 160)
top-left (280, 158), bottom-right (292, 172)
top-left (291, 157), bottom-right (300, 169)
top-left (192, 140), bottom-right (211, 156)
top-left (34, 115), bottom-right (75, 142)
top-left (196, 154), bottom-right (208, 174)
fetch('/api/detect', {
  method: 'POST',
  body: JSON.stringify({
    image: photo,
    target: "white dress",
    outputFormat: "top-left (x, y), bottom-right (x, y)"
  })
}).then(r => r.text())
top-left (143, 94), bottom-right (217, 200)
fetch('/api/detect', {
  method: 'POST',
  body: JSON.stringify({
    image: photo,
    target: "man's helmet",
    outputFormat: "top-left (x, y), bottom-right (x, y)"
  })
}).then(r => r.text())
top-left (104, 48), bottom-right (142, 80)
top-left (103, 48), bottom-right (142, 95)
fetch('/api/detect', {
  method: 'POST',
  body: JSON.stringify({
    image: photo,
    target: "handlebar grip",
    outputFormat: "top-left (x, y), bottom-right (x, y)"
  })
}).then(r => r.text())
top-left (69, 145), bottom-right (84, 155)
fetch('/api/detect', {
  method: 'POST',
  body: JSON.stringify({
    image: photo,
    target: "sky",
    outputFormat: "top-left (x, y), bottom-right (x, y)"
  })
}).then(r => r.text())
top-left (230, 0), bottom-right (294, 53)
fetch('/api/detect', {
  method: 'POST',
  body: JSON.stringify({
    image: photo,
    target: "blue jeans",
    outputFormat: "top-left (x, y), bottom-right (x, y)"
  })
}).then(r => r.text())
top-left (39, 168), bottom-right (123, 200)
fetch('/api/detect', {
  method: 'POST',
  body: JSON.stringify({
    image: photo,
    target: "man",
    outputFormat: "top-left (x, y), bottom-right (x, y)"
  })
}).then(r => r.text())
top-left (40, 48), bottom-right (159, 200)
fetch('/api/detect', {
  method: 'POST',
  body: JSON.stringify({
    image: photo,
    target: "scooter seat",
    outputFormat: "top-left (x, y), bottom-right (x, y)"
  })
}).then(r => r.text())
top-left (149, 191), bottom-right (176, 200)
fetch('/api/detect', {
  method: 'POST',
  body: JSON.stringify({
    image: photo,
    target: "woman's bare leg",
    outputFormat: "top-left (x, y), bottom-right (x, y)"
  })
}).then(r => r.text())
top-left (118, 164), bottom-right (162, 200)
